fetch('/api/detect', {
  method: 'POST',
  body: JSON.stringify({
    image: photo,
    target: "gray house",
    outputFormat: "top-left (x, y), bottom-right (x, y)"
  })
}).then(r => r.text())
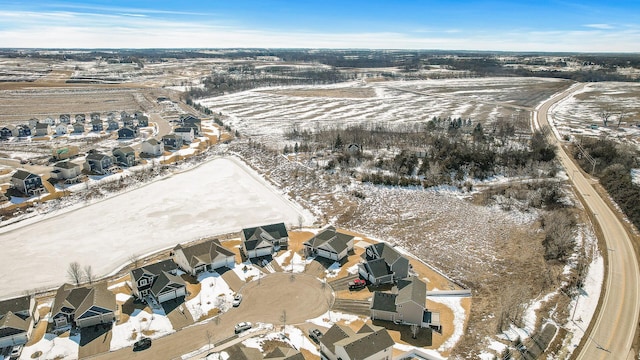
top-left (0, 125), bottom-right (16, 139)
top-left (10, 170), bottom-right (44, 196)
top-left (319, 323), bottom-right (394, 360)
top-left (72, 123), bottom-right (85, 134)
top-left (172, 239), bottom-right (236, 276)
top-left (85, 152), bottom-right (113, 174)
top-left (50, 283), bottom-right (116, 329)
top-left (51, 161), bottom-right (82, 182)
top-left (117, 126), bottom-right (138, 139)
top-left (34, 123), bottom-right (50, 137)
top-left (303, 226), bottom-right (355, 262)
top-left (107, 119), bottom-right (119, 131)
top-left (16, 125), bottom-right (31, 137)
top-left (359, 243), bottom-right (410, 285)
top-left (162, 134), bottom-right (183, 150)
top-left (90, 112), bottom-right (100, 122)
top-left (74, 114), bottom-right (86, 123)
top-left (137, 115), bottom-right (149, 127)
top-left (241, 223), bottom-right (289, 259)
top-left (91, 119), bottom-right (104, 132)
top-left (130, 259), bottom-right (186, 305)
top-left (112, 146), bottom-right (136, 167)
top-left (370, 276), bottom-right (440, 329)
top-left (59, 114), bottom-right (71, 124)
top-left (0, 295), bottom-right (38, 349)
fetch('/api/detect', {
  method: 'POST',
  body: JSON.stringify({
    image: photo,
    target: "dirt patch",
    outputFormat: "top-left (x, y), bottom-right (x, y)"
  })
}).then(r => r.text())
top-left (261, 87), bottom-right (376, 99)
top-left (26, 321), bottom-right (48, 345)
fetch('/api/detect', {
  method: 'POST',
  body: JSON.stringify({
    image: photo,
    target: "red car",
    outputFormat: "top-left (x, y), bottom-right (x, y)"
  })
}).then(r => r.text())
top-left (348, 279), bottom-right (366, 290)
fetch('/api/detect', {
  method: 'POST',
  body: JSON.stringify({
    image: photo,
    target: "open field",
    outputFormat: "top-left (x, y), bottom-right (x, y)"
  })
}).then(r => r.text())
top-left (199, 77), bottom-right (570, 145)
top-left (0, 156), bottom-right (313, 298)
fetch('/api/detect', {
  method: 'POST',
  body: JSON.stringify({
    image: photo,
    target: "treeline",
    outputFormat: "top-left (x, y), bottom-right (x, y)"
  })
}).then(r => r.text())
top-left (573, 137), bottom-right (640, 229)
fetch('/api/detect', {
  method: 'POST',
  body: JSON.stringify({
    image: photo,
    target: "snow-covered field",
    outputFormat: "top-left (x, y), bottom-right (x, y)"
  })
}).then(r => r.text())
top-left (186, 271), bottom-right (235, 321)
top-left (110, 309), bottom-right (175, 351)
top-left (0, 156), bottom-right (314, 298)
top-left (199, 78), bottom-right (568, 145)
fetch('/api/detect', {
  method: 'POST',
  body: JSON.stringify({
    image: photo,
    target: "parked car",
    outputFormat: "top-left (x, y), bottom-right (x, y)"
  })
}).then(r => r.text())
top-left (308, 328), bottom-right (323, 343)
top-left (348, 278), bottom-right (366, 290)
top-left (234, 322), bottom-right (252, 334)
top-left (9, 345), bottom-right (23, 359)
top-left (133, 337), bottom-right (152, 351)
top-left (232, 294), bottom-right (243, 307)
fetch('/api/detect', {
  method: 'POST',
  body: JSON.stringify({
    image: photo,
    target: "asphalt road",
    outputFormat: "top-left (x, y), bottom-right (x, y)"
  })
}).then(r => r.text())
top-left (535, 84), bottom-right (640, 360)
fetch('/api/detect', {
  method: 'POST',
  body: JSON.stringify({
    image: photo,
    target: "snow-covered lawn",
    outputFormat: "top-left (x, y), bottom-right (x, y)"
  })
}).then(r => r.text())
top-left (306, 310), bottom-right (365, 328)
top-left (0, 157), bottom-right (314, 297)
top-left (232, 262), bottom-right (263, 282)
top-left (242, 325), bottom-right (319, 356)
top-left (20, 332), bottom-right (79, 360)
top-left (186, 271), bottom-right (234, 321)
top-left (324, 262), bottom-right (341, 278)
top-left (427, 295), bottom-right (466, 352)
top-left (280, 253), bottom-right (310, 273)
top-left (110, 309), bottom-right (174, 351)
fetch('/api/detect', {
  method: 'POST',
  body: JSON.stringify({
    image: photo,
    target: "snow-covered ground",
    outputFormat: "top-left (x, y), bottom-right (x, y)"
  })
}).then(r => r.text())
top-left (306, 310), bottom-right (364, 328)
top-left (186, 271), bottom-right (234, 321)
top-left (0, 156), bottom-right (314, 298)
top-left (232, 261), bottom-right (263, 282)
top-left (428, 294), bottom-right (467, 352)
top-left (242, 325), bottom-right (319, 356)
top-left (20, 333), bottom-right (80, 360)
top-left (110, 309), bottom-right (174, 351)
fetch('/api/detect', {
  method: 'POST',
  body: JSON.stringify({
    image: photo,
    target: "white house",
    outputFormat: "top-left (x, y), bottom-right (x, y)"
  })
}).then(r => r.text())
top-left (172, 239), bottom-right (236, 275)
top-left (51, 161), bottom-right (82, 181)
top-left (141, 138), bottom-right (164, 157)
top-left (241, 223), bottom-right (289, 259)
top-left (55, 123), bottom-right (69, 135)
top-left (174, 127), bottom-right (195, 143)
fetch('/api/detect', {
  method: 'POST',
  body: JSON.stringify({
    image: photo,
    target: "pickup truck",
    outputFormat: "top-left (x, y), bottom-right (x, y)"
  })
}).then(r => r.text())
top-left (348, 278), bottom-right (366, 290)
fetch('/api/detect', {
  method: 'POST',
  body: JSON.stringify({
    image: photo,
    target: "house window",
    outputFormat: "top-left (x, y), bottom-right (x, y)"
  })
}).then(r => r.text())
top-left (139, 279), bottom-right (148, 286)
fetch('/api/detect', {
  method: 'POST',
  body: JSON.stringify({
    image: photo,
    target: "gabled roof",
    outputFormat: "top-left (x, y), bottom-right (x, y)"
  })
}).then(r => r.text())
top-left (131, 259), bottom-right (178, 283)
top-left (174, 239), bottom-right (235, 268)
top-left (1, 125), bottom-right (15, 130)
top-left (35, 122), bottom-right (49, 129)
top-left (51, 283), bottom-right (115, 318)
top-left (242, 223), bottom-right (288, 242)
top-left (150, 271), bottom-right (185, 297)
top-left (0, 295), bottom-right (31, 316)
top-left (74, 282), bottom-right (116, 318)
top-left (113, 146), bottom-right (135, 155)
top-left (334, 323), bottom-right (395, 359)
top-left (364, 242), bottom-right (403, 265)
top-left (370, 292), bottom-right (397, 312)
top-left (54, 161), bottom-right (80, 170)
top-left (244, 238), bottom-right (273, 251)
top-left (304, 226), bottom-right (354, 255)
top-left (174, 127), bottom-right (193, 133)
top-left (363, 258), bottom-right (391, 278)
top-left (396, 276), bottom-right (426, 307)
top-left (11, 170), bottom-right (38, 181)
top-left (0, 311), bottom-right (30, 336)
top-left (264, 347), bottom-right (304, 360)
top-left (163, 134), bottom-right (180, 140)
top-left (86, 153), bottom-right (110, 161)
top-left (319, 324), bottom-right (355, 353)
top-left (144, 138), bottom-right (161, 146)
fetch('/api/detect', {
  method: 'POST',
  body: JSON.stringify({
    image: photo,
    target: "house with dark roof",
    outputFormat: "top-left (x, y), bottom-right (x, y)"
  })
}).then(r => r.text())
top-left (51, 161), bottom-right (82, 181)
top-left (28, 118), bottom-right (39, 128)
top-left (50, 282), bottom-right (116, 329)
top-left (84, 152), bottom-right (113, 174)
top-left (122, 115), bottom-right (135, 128)
top-left (59, 114), bottom-right (71, 124)
top-left (264, 347), bottom-right (304, 360)
top-left (90, 112), bottom-right (100, 122)
top-left (370, 276), bottom-right (440, 329)
top-left (0, 295), bottom-right (38, 348)
top-left (10, 170), bottom-right (44, 196)
top-left (319, 323), bottom-right (394, 360)
top-left (107, 119), bottom-right (119, 131)
top-left (303, 226), bottom-right (355, 262)
top-left (16, 124), bottom-right (31, 137)
top-left (42, 117), bottom-right (56, 126)
top-left (174, 127), bottom-right (195, 143)
top-left (359, 243), bottom-right (410, 285)
top-left (74, 114), bottom-right (86, 123)
top-left (141, 138), bottom-right (163, 156)
top-left (180, 114), bottom-right (201, 135)
top-left (172, 239), bottom-right (236, 276)
top-left (112, 146), bottom-right (136, 167)
top-left (162, 134), bottom-right (183, 150)
top-left (91, 119), bottom-right (104, 132)
top-left (137, 115), bottom-right (149, 127)
top-left (0, 125), bottom-right (16, 139)
top-left (117, 126), bottom-right (138, 139)
top-left (34, 123), bottom-right (50, 137)
top-left (241, 223), bottom-right (289, 259)
top-left (130, 259), bottom-right (186, 304)
top-left (72, 123), bottom-right (85, 134)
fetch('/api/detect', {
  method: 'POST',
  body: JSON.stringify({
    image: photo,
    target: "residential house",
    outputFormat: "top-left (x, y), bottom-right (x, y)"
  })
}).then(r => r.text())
top-left (162, 134), bottom-right (183, 150)
top-left (52, 146), bottom-right (79, 161)
top-left (90, 112), bottom-right (100, 122)
top-left (72, 123), bottom-right (85, 134)
top-left (369, 276), bottom-right (440, 329)
top-left (0, 125), bottom-right (16, 139)
top-left (319, 323), bottom-right (394, 360)
top-left (10, 170), bottom-right (44, 196)
top-left (137, 115), bottom-right (149, 127)
top-left (16, 125), bottom-right (31, 137)
top-left (117, 126), bottom-right (138, 139)
top-left (141, 138), bottom-right (163, 157)
top-left (120, 111), bottom-right (129, 119)
top-left (34, 123), bottom-right (50, 136)
top-left (174, 127), bottom-right (195, 143)
top-left (359, 243), bottom-right (410, 286)
top-left (172, 239), bottom-right (236, 276)
top-left (112, 146), bottom-right (136, 167)
top-left (51, 161), bottom-right (82, 181)
top-left (42, 117), bottom-right (56, 126)
top-left (303, 226), bottom-right (355, 262)
top-left (130, 259), bottom-right (186, 304)
top-left (0, 295), bottom-right (38, 348)
top-left (28, 118), bottom-right (39, 128)
top-left (241, 223), bottom-right (289, 259)
top-left (55, 123), bottom-right (69, 136)
top-left (180, 115), bottom-right (201, 135)
top-left (106, 112), bottom-right (116, 121)
top-left (74, 114), bottom-right (86, 123)
top-left (107, 119), bottom-right (119, 131)
top-left (50, 283), bottom-right (116, 329)
top-left (59, 114), bottom-right (71, 124)
top-left (122, 116), bottom-right (135, 128)
top-left (85, 152), bottom-right (113, 174)
top-left (264, 347), bottom-right (304, 360)
top-left (91, 119), bottom-right (104, 132)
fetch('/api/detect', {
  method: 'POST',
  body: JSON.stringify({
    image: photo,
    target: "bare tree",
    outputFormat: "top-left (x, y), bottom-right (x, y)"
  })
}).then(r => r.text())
top-left (617, 111), bottom-right (626, 128)
top-left (83, 265), bottom-right (95, 284)
top-left (206, 330), bottom-right (213, 351)
top-left (600, 109), bottom-right (612, 127)
top-left (280, 310), bottom-right (287, 333)
top-left (129, 253), bottom-right (140, 269)
top-left (67, 262), bottom-right (83, 286)
top-left (410, 324), bottom-right (419, 339)
top-left (297, 215), bottom-right (304, 230)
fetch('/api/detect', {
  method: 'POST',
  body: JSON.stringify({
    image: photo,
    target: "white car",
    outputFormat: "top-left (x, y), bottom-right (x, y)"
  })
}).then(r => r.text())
top-left (234, 322), bottom-right (252, 334)
top-left (232, 294), bottom-right (243, 307)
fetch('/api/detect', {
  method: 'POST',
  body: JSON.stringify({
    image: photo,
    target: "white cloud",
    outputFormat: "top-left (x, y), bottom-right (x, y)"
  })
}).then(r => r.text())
top-left (584, 23), bottom-right (614, 30)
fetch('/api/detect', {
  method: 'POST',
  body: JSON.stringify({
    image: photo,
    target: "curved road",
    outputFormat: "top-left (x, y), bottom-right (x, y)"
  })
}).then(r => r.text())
top-left (536, 84), bottom-right (640, 360)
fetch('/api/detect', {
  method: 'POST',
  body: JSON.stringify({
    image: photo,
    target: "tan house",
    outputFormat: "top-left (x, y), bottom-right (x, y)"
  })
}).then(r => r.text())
top-left (0, 295), bottom-right (38, 348)
top-left (172, 239), bottom-right (236, 275)
top-left (303, 226), bottom-right (354, 262)
top-left (50, 283), bottom-right (116, 329)
top-left (319, 323), bottom-right (394, 360)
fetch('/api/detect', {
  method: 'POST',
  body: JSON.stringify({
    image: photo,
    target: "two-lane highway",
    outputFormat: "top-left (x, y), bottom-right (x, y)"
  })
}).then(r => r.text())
top-left (535, 83), bottom-right (640, 360)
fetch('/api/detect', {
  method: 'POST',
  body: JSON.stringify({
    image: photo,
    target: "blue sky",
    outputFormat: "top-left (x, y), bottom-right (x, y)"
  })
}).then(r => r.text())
top-left (0, 0), bottom-right (638, 51)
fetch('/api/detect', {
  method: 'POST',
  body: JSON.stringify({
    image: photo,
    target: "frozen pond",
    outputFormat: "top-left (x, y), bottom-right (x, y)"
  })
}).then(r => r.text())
top-left (0, 157), bottom-right (313, 298)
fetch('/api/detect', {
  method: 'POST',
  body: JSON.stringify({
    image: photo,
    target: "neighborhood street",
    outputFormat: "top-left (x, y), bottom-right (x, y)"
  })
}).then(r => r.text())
top-left (536, 84), bottom-right (640, 360)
